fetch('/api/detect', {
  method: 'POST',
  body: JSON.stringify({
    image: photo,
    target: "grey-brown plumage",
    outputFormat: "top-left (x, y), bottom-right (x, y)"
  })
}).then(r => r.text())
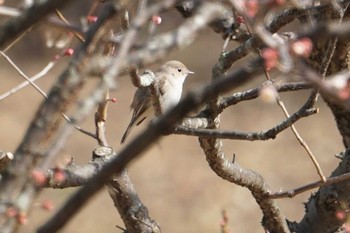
top-left (121, 60), bottom-right (194, 143)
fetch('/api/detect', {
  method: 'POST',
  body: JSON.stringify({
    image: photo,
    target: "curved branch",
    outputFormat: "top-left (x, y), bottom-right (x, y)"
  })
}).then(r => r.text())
top-left (174, 107), bottom-right (317, 140)
top-left (219, 81), bottom-right (311, 110)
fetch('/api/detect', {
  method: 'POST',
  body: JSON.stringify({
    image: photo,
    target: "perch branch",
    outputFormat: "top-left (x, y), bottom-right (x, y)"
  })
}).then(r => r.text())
top-left (174, 107), bottom-right (317, 139)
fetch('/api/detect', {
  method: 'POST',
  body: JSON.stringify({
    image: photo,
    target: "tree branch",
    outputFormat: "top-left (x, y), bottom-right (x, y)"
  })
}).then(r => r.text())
top-left (174, 107), bottom-right (317, 140)
top-left (219, 81), bottom-right (311, 110)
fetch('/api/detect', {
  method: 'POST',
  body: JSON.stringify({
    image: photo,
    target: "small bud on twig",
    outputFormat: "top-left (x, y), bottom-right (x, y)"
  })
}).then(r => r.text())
top-left (31, 169), bottom-right (47, 186)
top-left (261, 48), bottom-right (279, 70)
top-left (87, 15), bottom-right (98, 24)
top-left (17, 212), bottom-right (28, 225)
top-left (152, 15), bottom-right (162, 25)
top-left (53, 168), bottom-right (66, 183)
top-left (63, 48), bottom-right (74, 57)
top-left (41, 200), bottom-right (55, 211)
top-left (291, 38), bottom-right (313, 58)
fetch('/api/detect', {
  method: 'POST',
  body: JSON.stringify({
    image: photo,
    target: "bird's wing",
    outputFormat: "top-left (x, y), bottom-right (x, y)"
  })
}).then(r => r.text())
top-left (131, 87), bottom-right (151, 124)
top-left (121, 88), bottom-right (151, 143)
top-left (157, 75), bottom-right (166, 96)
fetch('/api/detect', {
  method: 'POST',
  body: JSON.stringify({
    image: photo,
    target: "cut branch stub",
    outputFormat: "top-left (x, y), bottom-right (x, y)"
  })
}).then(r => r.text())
top-left (93, 146), bottom-right (113, 158)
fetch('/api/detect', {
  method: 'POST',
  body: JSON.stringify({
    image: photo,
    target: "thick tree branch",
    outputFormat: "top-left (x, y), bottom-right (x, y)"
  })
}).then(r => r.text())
top-left (107, 171), bottom-right (161, 233)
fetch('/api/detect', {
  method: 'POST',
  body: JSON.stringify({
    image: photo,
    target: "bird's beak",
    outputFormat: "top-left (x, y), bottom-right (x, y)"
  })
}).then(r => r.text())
top-left (187, 70), bottom-right (195, 75)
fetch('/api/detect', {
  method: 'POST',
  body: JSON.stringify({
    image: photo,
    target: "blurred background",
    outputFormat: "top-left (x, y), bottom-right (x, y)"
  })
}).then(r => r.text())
top-left (0, 1), bottom-right (345, 232)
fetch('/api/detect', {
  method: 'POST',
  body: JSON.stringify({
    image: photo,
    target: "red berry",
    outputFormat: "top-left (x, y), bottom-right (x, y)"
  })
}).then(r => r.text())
top-left (110, 98), bottom-right (117, 103)
top-left (63, 48), bottom-right (74, 57)
top-left (245, 0), bottom-right (259, 17)
top-left (236, 15), bottom-right (245, 24)
top-left (336, 210), bottom-right (346, 220)
top-left (31, 169), bottom-right (47, 186)
top-left (291, 38), bottom-right (313, 58)
top-left (53, 169), bottom-right (66, 183)
top-left (6, 207), bottom-right (18, 218)
top-left (261, 48), bottom-right (279, 70)
top-left (41, 200), bottom-right (54, 211)
top-left (338, 87), bottom-right (350, 100)
top-left (53, 54), bottom-right (61, 61)
top-left (87, 15), bottom-right (98, 24)
top-left (17, 212), bottom-right (28, 225)
top-left (152, 15), bottom-right (162, 25)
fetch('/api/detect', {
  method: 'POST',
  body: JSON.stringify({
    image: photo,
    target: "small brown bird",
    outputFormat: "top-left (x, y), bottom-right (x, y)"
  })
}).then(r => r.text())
top-left (121, 60), bottom-right (194, 143)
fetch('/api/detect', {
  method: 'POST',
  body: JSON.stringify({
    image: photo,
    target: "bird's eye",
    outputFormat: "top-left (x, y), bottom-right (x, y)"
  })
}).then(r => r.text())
top-left (177, 68), bottom-right (182, 72)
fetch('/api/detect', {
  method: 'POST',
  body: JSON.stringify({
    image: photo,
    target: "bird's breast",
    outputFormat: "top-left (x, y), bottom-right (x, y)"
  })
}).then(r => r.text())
top-left (160, 87), bottom-right (182, 112)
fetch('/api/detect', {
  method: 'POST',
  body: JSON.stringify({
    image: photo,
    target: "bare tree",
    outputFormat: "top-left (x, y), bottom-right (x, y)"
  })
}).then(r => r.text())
top-left (1, 0), bottom-right (350, 232)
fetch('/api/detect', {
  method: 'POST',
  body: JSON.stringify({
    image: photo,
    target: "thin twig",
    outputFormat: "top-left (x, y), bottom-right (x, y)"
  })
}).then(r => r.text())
top-left (269, 172), bottom-right (350, 199)
top-left (244, 15), bottom-right (326, 182)
top-left (0, 60), bottom-right (55, 101)
top-left (55, 9), bottom-right (85, 43)
top-left (40, 81), bottom-right (114, 170)
top-left (276, 95), bottom-right (326, 181)
top-left (0, 51), bottom-right (50, 97)
top-left (219, 81), bottom-right (311, 109)
top-left (2, 28), bottom-right (32, 53)
top-left (0, 51), bottom-right (95, 139)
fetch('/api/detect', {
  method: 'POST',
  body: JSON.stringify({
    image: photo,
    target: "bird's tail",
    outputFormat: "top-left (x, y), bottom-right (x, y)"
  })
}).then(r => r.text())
top-left (120, 122), bottom-right (134, 144)
top-left (121, 115), bottom-right (148, 144)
